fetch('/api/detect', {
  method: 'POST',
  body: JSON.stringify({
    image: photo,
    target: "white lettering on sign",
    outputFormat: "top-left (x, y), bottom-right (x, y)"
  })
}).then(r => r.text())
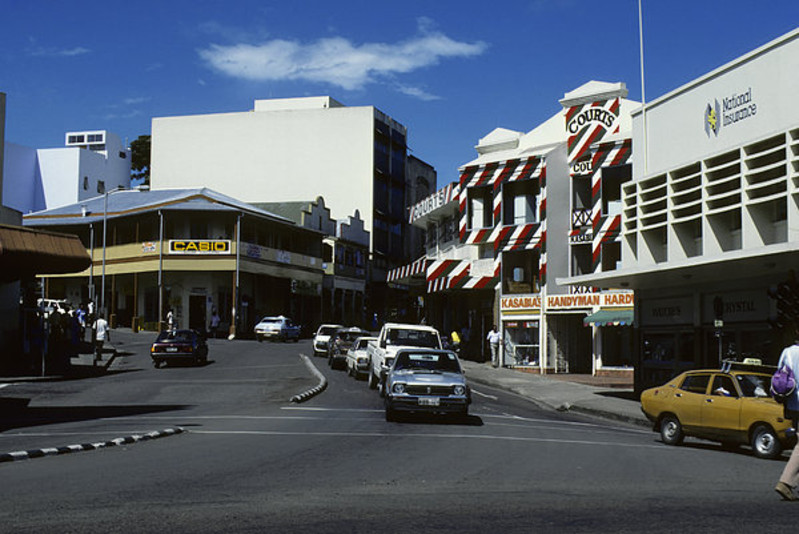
top-left (571, 159), bottom-right (593, 176)
top-left (410, 185), bottom-right (453, 223)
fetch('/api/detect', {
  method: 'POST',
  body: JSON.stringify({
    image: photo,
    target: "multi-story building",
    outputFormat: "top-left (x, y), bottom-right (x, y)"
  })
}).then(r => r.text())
top-left (390, 81), bottom-right (639, 374)
top-left (3, 129), bottom-right (130, 213)
top-left (257, 197), bottom-right (370, 327)
top-left (150, 96), bottom-right (436, 321)
top-left (23, 188), bottom-right (325, 337)
top-left (561, 28), bottom-right (799, 391)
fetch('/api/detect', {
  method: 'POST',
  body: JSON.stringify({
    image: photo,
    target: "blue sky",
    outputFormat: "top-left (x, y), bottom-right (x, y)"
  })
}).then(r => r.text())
top-left (2, 1), bottom-right (797, 184)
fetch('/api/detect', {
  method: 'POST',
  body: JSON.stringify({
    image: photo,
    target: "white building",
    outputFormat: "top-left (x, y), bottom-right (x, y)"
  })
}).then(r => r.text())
top-left (562, 28), bottom-right (799, 391)
top-left (3, 129), bottom-right (131, 213)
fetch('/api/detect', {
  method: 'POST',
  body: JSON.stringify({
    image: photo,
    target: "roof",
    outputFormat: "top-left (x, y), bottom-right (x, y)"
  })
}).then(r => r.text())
top-left (22, 187), bottom-right (295, 228)
top-left (0, 224), bottom-right (91, 282)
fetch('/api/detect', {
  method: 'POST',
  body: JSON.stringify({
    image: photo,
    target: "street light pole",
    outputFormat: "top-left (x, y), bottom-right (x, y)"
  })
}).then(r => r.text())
top-left (101, 186), bottom-right (125, 317)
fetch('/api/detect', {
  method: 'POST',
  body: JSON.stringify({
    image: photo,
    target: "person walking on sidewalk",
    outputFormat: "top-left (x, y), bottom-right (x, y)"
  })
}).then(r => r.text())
top-left (93, 312), bottom-right (111, 363)
top-left (775, 329), bottom-right (799, 501)
top-left (487, 325), bottom-right (501, 368)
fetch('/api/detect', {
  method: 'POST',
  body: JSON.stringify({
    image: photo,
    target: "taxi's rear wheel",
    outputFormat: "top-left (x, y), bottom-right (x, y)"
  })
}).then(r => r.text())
top-left (751, 424), bottom-right (782, 459)
top-left (660, 414), bottom-right (684, 446)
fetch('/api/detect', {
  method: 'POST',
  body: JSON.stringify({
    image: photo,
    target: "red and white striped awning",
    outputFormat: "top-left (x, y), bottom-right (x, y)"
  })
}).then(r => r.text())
top-left (386, 256), bottom-right (428, 284)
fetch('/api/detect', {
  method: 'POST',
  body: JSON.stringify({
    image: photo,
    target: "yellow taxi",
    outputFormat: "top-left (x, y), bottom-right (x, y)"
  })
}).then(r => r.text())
top-left (640, 362), bottom-right (796, 459)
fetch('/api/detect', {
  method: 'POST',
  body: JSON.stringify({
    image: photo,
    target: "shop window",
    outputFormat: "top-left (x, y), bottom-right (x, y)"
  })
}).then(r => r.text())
top-left (504, 321), bottom-right (540, 366)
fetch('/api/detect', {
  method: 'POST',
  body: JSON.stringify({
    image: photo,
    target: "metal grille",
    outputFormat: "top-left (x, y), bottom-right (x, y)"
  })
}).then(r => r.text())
top-left (405, 385), bottom-right (453, 396)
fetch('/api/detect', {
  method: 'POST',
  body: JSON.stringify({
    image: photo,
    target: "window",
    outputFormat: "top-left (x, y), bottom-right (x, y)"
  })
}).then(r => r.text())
top-left (83, 176), bottom-right (89, 191)
top-left (97, 180), bottom-right (106, 194)
top-left (711, 375), bottom-right (738, 397)
top-left (503, 180), bottom-right (540, 226)
top-left (679, 374), bottom-right (711, 394)
top-left (322, 244), bottom-right (333, 263)
top-left (468, 186), bottom-right (493, 229)
top-left (68, 135), bottom-right (85, 144)
top-left (87, 134), bottom-right (104, 143)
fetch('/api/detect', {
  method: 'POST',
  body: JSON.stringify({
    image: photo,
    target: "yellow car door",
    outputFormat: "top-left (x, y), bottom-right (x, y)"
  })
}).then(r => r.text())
top-left (673, 372), bottom-right (712, 431)
top-left (700, 374), bottom-right (743, 441)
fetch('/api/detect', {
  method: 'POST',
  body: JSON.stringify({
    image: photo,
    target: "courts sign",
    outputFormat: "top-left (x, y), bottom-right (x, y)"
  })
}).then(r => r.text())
top-left (169, 239), bottom-right (231, 255)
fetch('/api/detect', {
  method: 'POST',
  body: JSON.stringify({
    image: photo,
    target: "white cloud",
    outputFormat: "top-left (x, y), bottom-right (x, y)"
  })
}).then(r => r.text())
top-left (29, 46), bottom-right (90, 57)
top-left (197, 19), bottom-right (487, 95)
top-left (396, 84), bottom-right (441, 101)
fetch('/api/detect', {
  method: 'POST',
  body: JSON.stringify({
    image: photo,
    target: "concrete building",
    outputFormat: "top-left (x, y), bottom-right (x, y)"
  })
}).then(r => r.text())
top-left (390, 82), bottom-right (639, 374)
top-left (3, 129), bottom-right (130, 214)
top-left (561, 28), bottom-right (799, 391)
top-left (23, 188), bottom-right (325, 337)
top-left (149, 96), bottom-right (435, 321)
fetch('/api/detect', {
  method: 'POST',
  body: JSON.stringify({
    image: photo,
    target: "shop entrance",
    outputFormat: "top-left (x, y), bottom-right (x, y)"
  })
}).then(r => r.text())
top-left (189, 295), bottom-right (207, 332)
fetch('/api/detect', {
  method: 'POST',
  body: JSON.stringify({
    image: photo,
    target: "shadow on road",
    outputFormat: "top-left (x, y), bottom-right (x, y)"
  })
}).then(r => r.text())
top-left (0, 399), bottom-right (192, 432)
top-left (389, 413), bottom-right (484, 426)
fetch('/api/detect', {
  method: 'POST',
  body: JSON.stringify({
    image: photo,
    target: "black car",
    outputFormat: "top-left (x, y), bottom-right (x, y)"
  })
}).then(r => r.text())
top-left (150, 329), bottom-right (208, 368)
top-left (328, 327), bottom-right (370, 370)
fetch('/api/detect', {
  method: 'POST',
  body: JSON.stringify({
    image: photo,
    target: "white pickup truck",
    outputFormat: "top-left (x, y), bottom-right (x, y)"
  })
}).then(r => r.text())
top-left (367, 322), bottom-right (443, 394)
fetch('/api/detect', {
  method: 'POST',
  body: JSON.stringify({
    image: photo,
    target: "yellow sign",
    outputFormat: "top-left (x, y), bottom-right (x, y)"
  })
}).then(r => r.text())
top-left (168, 240), bottom-right (231, 255)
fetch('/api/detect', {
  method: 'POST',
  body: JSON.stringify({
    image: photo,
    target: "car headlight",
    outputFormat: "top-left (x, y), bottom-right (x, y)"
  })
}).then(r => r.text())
top-left (392, 383), bottom-right (406, 394)
top-left (453, 385), bottom-right (466, 396)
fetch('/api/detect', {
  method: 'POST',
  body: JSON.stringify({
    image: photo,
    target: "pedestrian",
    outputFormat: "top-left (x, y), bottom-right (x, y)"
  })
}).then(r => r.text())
top-left (487, 325), bottom-right (501, 368)
top-left (166, 308), bottom-right (174, 331)
top-left (93, 312), bottom-right (110, 363)
top-left (775, 328), bottom-right (799, 501)
top-left (209, 308), bottom-right (221, 338)
top-left (76, 304), bottom-right (87, 337)
top-left (451, 329), bottom-right (461, 354)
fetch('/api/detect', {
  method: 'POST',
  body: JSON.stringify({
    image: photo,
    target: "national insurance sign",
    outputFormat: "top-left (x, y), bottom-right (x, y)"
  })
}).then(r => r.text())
top-left (168, 239), bottom-right (232, 255)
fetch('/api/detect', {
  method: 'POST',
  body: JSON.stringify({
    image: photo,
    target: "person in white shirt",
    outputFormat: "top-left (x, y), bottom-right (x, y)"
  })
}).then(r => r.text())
top-left (486, 325), bottom-right (501, 368)
top-left (93, 313), bottom-right (110, 362)
top-left (775, 329), bottom-right (799, 501)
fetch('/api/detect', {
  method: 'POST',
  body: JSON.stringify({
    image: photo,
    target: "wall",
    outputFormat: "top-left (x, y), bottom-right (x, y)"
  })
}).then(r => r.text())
top-left (151, 105), bottom-right (375, 233)
top-left (633, 30), bottom-right (799, 177)
top-left (2, 142), bottom-right (42, 213)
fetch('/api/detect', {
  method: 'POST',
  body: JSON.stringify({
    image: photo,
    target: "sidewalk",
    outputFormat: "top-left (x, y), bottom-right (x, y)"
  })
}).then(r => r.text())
top-left (460, 360), bottom-right (649, 428)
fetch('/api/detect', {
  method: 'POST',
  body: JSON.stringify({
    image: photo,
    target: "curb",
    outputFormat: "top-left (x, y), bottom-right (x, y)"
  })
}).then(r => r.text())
top-left (0, 427), bottom-right (185, 463)
top-left (290, 354), bottom-right (327, 403)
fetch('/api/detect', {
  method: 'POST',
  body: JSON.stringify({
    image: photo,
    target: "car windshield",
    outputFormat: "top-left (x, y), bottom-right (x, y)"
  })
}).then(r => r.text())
top-left (736, 374), bottom-right (771, 398)
top-left (339, 331), bottom-right (365, 343)
top-left (394, 352), bottom-right (461, 373)
top-left (259, 318), bottom-right (281, 325)
top-left (156, 331), bottom-right (195, 343)
top-left (319, 327), bottom-right (339, 336)
top-left (355, 339), bottom-right (372, 350)
top-left (386, 329), bottom-right (440, 348)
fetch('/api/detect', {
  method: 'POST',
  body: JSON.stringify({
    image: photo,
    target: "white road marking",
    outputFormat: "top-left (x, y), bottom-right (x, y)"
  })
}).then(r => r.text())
top-left (471, 388), bottom-right (498, 400)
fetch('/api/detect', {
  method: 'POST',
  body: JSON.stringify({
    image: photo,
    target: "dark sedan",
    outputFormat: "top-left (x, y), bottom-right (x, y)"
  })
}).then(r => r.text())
top-left (150, 329), bottom-right (208, 368)
top-left (328, 327), bottom-right (371, 370)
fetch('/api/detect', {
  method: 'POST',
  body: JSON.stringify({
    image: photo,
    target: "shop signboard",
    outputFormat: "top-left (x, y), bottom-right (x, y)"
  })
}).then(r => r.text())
top-left (640, 296), bottom-right (693, 326)
top-left (168, 239), bottom-right (231, 255)
top-left (703, 290), bottom-right (767, 323)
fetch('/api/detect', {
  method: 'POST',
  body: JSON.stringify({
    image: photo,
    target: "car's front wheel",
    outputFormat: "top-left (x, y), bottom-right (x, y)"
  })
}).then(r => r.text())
top-left (660, 414), bottom-right (684, 446)
top-left (751, 424), bottom-right (782, 459)
top-left (368, 371), bottom-right (378, 390)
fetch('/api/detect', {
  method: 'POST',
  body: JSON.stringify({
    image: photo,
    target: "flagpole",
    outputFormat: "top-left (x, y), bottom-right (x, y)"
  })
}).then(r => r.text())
top-left (638, 0), bottom-right (648, 174)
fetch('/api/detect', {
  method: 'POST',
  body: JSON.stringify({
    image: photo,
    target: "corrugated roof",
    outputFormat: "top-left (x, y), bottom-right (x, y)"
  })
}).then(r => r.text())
top-left (22, 187), bottom-right (294, 227)
top-left (0, 224), bottom-right (91, 282)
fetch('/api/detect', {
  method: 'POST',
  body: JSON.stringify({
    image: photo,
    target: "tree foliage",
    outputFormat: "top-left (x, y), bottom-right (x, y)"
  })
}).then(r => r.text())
top-left (130, 134), bottom-right (151, 186)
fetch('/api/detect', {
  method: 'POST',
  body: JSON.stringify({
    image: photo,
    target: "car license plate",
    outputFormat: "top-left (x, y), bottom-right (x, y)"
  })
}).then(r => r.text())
top-left (418, 397), bottom-right (439, 407)
top-left (166, 347), bottom-right (178, 352)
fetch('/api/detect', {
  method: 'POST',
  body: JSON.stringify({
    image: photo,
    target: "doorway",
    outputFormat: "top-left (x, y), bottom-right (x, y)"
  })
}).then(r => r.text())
top-left (189, 295), bottom-right (207, 332)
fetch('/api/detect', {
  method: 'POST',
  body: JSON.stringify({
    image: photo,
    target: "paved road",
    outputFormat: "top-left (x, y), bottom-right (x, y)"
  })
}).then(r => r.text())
top-left (0, 337), bottom-right (795, 532)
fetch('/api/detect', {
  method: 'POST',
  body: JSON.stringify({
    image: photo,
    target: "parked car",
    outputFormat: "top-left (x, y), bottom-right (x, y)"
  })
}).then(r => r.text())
top-left (150, 329), bottom-right (208, 368)
top-left (384, 348), bottom-right (471, 422)
top-left (640, 363), bottom-right (797, 459)
top-left (37, 298), bottom-right (72, 315)
top-left (346, 336), bottom-right (378, 379)
top-left (254, 316), bottom-right (301, 342)
top-left (327, 327), bottom-right (370, 370)
top-left (313, 324), bottom-right (343, 356)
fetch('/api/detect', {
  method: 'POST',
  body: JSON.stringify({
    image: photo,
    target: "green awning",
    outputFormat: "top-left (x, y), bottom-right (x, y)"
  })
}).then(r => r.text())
top-left (583, 309), bottom-right (634, 327)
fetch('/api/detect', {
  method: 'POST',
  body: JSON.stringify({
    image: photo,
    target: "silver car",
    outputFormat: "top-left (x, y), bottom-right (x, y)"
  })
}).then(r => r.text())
top-left (384, 348), bottom-right (471, 421)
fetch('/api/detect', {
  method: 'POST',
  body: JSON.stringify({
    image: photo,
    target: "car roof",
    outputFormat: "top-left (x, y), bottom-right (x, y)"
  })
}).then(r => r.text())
top-left (679, 369), bottom-right (772, 378)
top-left (382, 323), bottom-right (439, 333)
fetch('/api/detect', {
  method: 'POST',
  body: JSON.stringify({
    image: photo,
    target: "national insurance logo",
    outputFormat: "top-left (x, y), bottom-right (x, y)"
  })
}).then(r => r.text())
top-left (704, 99), bottom-right (721, 137)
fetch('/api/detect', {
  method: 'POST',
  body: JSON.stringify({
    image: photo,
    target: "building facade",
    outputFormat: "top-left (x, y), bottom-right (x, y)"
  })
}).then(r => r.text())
top-left (390, 82), bottom-right (639, 374)
top-left (3, 130), bottom-right (130, 214)
top-left (23, 188), bottom-right (325, 337)
top-left (562, 29), bottom-right (799, 391)
top-left (257, 197), bottom-right (370, 327)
